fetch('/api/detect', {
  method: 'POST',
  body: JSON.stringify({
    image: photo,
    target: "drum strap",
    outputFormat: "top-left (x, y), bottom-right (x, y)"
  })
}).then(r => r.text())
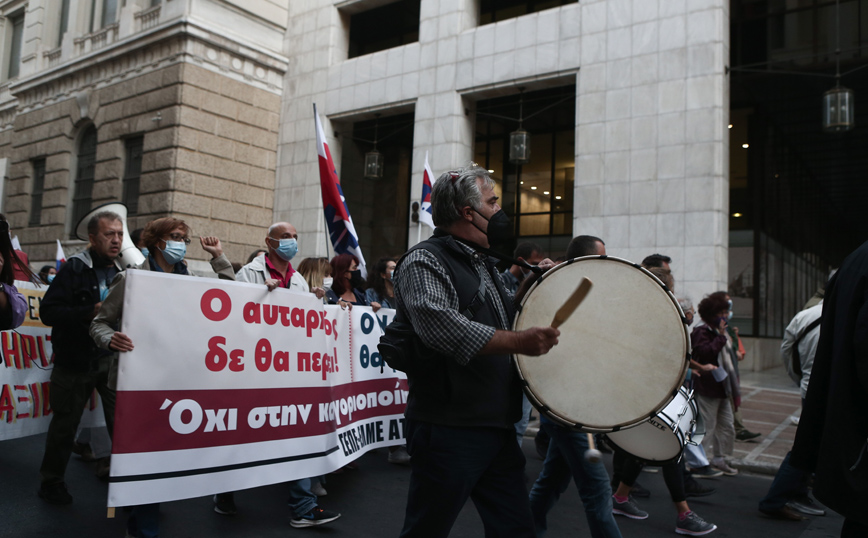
top-left (460, 275), bottom-right (487, 320)
top-left (792, 316), bottom-right (821, 380)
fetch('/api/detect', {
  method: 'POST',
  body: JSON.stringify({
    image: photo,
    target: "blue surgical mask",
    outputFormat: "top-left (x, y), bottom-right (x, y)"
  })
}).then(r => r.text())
top-left (727, 299), bottom-right (733, 310)
top-left (47, 274), bottom-right (55, 283)
top-left (272, 238), bottom-right (298, 261)
top-left (161, 240), bottom-right (186, 265)
top-left (141, 247), bottom-right (149, 258)
top-left (727, 310), bottom-right (734, 321)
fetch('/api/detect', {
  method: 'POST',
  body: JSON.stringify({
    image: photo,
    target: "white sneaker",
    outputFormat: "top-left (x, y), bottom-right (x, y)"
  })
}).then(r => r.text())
top-left (711, 458), bottom-right (738, 476)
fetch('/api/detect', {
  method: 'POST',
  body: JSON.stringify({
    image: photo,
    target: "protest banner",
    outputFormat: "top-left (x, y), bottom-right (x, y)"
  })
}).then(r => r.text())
top-left (108, 271), bottom-right (406, 507)
top-left (0, 281), bottom-right (106, 441)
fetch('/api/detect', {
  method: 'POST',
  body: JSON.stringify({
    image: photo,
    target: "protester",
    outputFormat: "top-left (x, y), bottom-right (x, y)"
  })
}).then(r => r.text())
top-left (610, 271), bottom-right (717, 536)
top-left (0, 213), bottom-right (34, 282)
top-left (36, 211), bottom-right (124, 505)
top-left (0, 219), bottom-right (28, 329)
top-left (718, 292), bottom-right (761, 442)
top-left (365, 257), bottom-right (396, 312)
top-left (225, 221), bottom-right (336, 527)
top-left (642, 253), bottom-right (672, 271)
top-left (529, 234), bottom-right (622, 538)
top-left (326, 253), bottom-right (365, 307)
top-left (791, 240), bottom-right (868, 536)
top-left (393, 164), bottom-right (559, 537)
top-left (89, 217), bottom-right (233, 537)
top-left (235, 222), bottom-right (323, 298)
top-left (297, 257), bottom-right (332, 290)
top-left (38, 265), bottom-right (57, 284)
top-left (691, 294), bottom-right (739, 477)
top-left (500, 241), bottom-right (543, 294)
top-left (758, 299), bottom-right (826, 521)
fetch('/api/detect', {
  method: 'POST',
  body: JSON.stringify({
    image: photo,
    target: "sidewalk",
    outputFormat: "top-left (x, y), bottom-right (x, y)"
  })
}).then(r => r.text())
top-left (732, 366), bottom-right (801, 476)
top-left (525, 365), bottom-right (800, 476)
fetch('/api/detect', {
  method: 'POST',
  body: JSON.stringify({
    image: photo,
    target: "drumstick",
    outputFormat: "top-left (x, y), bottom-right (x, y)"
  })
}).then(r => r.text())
top-left (551, 278), bottom-right (593, 329)
top-left (585, 433), bottom-right (602, 464)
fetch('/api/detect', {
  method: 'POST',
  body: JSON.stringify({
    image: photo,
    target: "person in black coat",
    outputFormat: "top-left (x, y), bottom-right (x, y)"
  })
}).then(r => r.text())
top-left (791, 239), bottom-right (868, 537)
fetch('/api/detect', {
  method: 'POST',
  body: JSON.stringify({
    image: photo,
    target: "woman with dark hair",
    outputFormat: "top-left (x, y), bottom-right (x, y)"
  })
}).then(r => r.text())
top-left (38, 264), bottom-right (57, 284)
top-left (325, 254), bottom-right (365, 307)
top-left (365, 257), bottom-right (396, 312)
top-left (0, 220), bottom-right (28, 330)
top-left (691, 292), bottom-right (740, 477)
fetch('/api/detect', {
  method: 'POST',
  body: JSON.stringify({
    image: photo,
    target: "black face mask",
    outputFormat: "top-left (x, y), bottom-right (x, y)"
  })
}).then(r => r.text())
top-left (472, 209), bottom-right (513, 245)
top-left (349, 269), bottom-right (365, 289)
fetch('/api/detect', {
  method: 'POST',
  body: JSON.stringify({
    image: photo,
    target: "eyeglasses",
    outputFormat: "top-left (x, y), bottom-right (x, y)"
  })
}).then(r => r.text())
top-left (165, 233), bottom-right (191, 245)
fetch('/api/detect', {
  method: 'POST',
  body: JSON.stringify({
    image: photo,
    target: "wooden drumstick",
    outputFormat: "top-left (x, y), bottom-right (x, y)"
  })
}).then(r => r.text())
top-left (551, 278), bottom-right (593, 329)
top-left (585, 433), bottom-right (602, 464)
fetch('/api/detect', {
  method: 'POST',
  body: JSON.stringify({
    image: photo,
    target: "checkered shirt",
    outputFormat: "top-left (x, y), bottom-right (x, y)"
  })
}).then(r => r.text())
top-left (393, 239), bottom-right (511, 366)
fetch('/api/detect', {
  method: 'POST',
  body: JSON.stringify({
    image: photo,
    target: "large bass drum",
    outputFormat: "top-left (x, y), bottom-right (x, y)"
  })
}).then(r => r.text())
top-left (512, 256), bottom-right (689, 433)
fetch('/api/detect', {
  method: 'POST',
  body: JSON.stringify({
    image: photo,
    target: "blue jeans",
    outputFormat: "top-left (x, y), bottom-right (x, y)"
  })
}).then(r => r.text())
top-left (758, 451), bottom-right (809, 511)
top-left (127, 504), bottom-right (160, 538)
top-left (288, 478), bottom-right (317, 518)
top-left (529, 419), bottom-right (622, 538)
top-left (514, 394), bottom-right (533, 446)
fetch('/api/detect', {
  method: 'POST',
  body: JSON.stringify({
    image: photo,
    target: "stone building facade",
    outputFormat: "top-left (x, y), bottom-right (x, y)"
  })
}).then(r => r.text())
top-left (0, 0), bottom-right (288, 271)
top-left (277, 0), bottom-right (730, 308)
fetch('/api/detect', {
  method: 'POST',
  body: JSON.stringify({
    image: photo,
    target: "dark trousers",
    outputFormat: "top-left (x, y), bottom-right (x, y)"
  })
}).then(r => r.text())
top-left (758, 451), bottom-right (810, 511)
top-left (39, 360), bottom-right (116, 487)
top-left (614, 451), bottom-right (687, 503)
top-left (400, 420), bottom-right (534, 538)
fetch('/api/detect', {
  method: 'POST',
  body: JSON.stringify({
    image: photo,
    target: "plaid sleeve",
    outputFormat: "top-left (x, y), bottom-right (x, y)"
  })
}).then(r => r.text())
top-left (393, 249), bottom-right (495, 365)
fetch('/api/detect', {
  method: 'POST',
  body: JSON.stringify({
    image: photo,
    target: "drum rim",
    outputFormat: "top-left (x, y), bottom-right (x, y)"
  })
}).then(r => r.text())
top-left (604, 388), bottom-right (694, 463)
top-left (513, 255), bottom-right (691, 433)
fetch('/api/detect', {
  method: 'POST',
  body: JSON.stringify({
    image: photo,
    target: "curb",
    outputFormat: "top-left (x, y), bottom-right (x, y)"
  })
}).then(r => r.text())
top-left (731, 458), bottom-right (779, 477)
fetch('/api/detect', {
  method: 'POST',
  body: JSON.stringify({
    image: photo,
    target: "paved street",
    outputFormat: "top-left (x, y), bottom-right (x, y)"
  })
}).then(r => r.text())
top-left (1, 365), bottom-right (843, 537)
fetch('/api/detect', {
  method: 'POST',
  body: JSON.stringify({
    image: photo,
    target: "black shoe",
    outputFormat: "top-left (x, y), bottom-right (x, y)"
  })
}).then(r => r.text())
top-left (736, 430), bottom-right (761, 441)
top-left (684, 479), bottom-right (716, 498)
top-left (759, 505), bottom-right (806, 521)
top-left (38, 483), bottom-right (72, 505)
top-left (290, 506), bottom-right (341, 528)
top-left (213, 493), bottom-right (237, 515)
top-left (631, 481), bottom-right (651, 498)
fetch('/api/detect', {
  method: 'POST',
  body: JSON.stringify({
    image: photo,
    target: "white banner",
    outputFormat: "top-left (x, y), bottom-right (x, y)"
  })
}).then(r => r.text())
top-left (108, 271), bottom-right (406, 507)
top-left (0, 281), bottom-right (106, 441)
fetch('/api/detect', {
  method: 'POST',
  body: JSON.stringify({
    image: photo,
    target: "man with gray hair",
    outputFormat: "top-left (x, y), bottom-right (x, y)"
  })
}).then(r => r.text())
top-left (394, 164), bottom-right (559, 537)
top-left (38, 211), bottom-right (125, 504)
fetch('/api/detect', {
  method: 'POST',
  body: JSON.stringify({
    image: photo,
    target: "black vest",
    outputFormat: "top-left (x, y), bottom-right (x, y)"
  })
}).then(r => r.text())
top-left (398, 230), bottom-right (521, 429)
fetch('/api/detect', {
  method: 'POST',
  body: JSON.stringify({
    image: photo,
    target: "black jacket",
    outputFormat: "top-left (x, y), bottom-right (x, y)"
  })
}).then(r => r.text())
top-left (791, 239), bottom-right (868, 523)
top-left (41, 250), bottom-right (119, 372)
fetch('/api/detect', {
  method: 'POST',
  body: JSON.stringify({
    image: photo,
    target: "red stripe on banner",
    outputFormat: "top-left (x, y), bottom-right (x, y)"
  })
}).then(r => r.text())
top-left (112, 378), bottom-right (408, 454)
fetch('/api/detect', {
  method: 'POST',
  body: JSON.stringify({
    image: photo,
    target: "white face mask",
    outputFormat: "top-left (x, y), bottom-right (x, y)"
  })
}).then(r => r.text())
top-left (322, 277), bottom-right (333, 290)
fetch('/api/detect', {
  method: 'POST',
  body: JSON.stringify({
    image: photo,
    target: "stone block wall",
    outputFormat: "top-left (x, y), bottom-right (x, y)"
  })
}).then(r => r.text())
top-left (2, 61), bottom-right (279, 270)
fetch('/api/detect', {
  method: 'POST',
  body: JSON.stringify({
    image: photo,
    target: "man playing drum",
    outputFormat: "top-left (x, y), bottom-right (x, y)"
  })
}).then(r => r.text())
top-left (393, 164), bottom-right (559, 538)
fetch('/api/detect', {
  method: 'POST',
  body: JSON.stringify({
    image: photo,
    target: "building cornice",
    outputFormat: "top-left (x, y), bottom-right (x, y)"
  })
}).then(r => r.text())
top-left (6, 16), bottom-right (289, 114)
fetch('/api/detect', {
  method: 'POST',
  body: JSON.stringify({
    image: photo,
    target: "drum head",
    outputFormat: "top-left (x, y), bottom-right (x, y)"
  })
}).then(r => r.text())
top-left (513, 257), bottom-right (688, 432)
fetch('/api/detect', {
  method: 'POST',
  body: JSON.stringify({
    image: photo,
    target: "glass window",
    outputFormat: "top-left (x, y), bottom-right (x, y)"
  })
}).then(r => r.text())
top-left (6, 12), bottom-right (24, 79)
top-left (30, 159), bottom-right (46, 227)
top-left (337, 112), bottom-right (414, 263)
top-left (475, 85), bottom-right (576, 257)
top-left (123, 136), bottom-right (144, 215)
top-left (479, 0), bottom-right (576, 26)
top-left (71, 126), bottom-right (97, 236)
top-left (58, 0), bottom-right (70, 46)
top-left (102, 0), bottom-right (119, 28)
top-left (348, 0), bottom-right (420, 59)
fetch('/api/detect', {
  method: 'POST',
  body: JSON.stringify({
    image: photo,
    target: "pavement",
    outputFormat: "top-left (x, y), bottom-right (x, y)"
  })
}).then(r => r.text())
top-left (1, 364), bottom-right (844, 537)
